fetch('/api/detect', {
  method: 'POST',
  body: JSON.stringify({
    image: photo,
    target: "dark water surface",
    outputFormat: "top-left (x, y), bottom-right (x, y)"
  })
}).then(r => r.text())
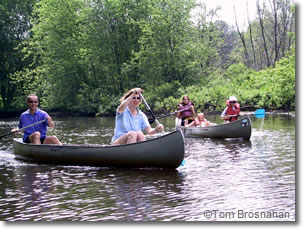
top-left (0, 114), bottom-right (295, 221)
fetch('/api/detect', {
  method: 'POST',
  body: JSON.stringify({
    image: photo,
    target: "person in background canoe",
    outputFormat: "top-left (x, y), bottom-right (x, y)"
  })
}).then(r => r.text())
top-left (185, 112), bottom-right (214, 127)
top-left (221, 96), bottom-right (240, 123)
top-left (176, 95), bottom-right (196, 126)
top-left (111, 88), bottom-right (164, 145)
top-left (12, 94), bottom-right (62, 145)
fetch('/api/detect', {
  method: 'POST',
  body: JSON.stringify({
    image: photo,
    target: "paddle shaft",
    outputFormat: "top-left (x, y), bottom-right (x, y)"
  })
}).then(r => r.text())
top-left (229, 114), bottom-right (258, 117)
top-left (148, 107), bottom-right (191, 124)
top-left (139, 93), bottom-right (160, 126)
top-left (228, 109), bottom-right (265, 118)
top-left (0, 118), bottom-right (47, 139)
top-left (158, 107), bottom-right (191, 120)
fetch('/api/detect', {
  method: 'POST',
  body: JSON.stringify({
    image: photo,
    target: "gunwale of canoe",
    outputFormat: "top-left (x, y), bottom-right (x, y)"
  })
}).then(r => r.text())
top-left (13, 130), bottom-right (185, 169)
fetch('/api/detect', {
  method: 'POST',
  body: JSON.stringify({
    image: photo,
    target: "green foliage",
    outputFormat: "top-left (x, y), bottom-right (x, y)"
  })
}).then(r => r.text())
top-left (9, 66), bottom-right (49, 109)
top-left (249, 45), bottom-right (295, 110)
top-left (167, 45), bottom-right (295, 113)
top-left (144, 81), bottom-right (182, 113)
top-left (133, 0), bottom-right (197, 86)
top-left (0, 0), bottom-right (36, 111)
top-left (29, 0), bottom-right (89, 110)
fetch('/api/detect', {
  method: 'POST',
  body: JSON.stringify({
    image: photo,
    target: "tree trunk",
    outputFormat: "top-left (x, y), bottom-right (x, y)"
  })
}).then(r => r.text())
top-left (234, 6), bottom-right (250, 67)
top-left (257, 1), bottom-right (271, 67)
top-left (247, 0), bottom-right (256, 68)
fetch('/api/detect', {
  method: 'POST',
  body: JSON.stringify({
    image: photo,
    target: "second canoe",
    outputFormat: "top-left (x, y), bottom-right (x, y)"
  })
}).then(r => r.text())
top-left (176, 116), bottom-right (252, 140)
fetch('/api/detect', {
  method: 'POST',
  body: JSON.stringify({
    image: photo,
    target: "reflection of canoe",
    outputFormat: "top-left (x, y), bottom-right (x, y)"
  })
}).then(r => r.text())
top-left (176, 117), bottom-right (252, 140)
top-left (13, 130), bottom-right (185, 169)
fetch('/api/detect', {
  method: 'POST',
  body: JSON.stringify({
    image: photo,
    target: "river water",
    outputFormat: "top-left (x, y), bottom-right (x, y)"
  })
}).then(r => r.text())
top-left (0, 114), bottom-right (295, 221)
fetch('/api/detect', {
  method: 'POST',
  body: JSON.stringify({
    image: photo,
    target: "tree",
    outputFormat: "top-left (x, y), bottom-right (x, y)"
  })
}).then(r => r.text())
top-left (234, 0), bottom-right (295, 70)
top-left (85, 0), bottom-right (149, 95)
top-left (132, 0), bottom-right (196, 87)
top-left (21, 0), bottom-right (91, 110)
top-left (257, 0), bottom-right (271, 67)
top-left (0, 0), bottom-right (36, 111)
top-left (189, 2), bottom-right (223, 77)
top-left (215, 20), bottom-right (239, 69)
top-left (246, 0), bottom-right (257, 68)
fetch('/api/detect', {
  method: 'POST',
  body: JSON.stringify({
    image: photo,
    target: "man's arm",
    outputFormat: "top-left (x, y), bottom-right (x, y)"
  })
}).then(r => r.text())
top-left (47, 116), bottom-right (55, 128)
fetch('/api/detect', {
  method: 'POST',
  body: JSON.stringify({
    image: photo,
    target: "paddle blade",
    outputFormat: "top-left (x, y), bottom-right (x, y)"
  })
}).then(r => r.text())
top-left (179, 160), bottom-right (186, 167)
top-left (254, 109), bottom-right (265, 118)
top-left (254, 109), bottom-right (265, 115)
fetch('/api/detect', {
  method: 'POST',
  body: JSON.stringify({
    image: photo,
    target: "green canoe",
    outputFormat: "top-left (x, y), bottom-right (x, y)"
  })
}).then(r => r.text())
top-left (13, 130), bottom-right (185, 169)
top-left (176, 116), bottom-right (252, 140)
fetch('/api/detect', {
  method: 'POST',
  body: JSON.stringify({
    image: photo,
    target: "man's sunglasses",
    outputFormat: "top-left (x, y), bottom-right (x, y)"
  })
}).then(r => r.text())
top-left (28, 100), bottom-right (38, 103)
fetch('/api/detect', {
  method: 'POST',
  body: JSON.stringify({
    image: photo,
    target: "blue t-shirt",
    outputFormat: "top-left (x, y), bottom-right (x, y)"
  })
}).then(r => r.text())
top-left (19, 108), bottom-right (49, 142)
top-left (111, 106), bottom-right (150, 143)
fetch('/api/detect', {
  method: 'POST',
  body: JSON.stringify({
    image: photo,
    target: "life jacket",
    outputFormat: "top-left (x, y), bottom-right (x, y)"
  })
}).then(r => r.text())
top-left (179, 102), bottom-right (194, 119)
top-left (224, 100), bottom-right (240, 122)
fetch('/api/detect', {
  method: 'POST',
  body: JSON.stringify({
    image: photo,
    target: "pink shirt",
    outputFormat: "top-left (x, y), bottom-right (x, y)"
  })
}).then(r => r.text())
top-left (193, 118), bottom-right (207, 127)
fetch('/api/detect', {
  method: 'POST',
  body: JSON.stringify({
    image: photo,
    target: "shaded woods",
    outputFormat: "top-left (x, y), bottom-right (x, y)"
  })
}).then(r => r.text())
top-left (0, 0), bottom-right (295, 117)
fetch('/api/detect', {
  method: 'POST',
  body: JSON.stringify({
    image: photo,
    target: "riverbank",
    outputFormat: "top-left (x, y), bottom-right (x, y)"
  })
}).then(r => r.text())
top-left (0, 109), bottom-right (97, 119)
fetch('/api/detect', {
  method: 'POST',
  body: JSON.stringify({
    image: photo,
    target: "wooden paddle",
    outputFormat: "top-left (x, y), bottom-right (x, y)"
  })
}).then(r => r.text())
top-left (0, 118), bottom-right (47, 139)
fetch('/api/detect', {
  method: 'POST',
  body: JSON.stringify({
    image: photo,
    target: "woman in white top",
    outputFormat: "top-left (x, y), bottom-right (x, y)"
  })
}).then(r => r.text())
top-left (111, 88), bottom-right (164, 145)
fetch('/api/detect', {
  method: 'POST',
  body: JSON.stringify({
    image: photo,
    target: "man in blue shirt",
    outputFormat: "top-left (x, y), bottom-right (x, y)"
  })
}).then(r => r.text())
top-left (16, 94), bottom-right (62, 145)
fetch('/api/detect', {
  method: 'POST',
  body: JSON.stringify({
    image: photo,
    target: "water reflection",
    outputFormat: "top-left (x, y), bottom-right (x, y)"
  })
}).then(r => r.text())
top-left (1, 164), bottom-right (185, 221)
top-left (185, 138), bottom-right (252, 163)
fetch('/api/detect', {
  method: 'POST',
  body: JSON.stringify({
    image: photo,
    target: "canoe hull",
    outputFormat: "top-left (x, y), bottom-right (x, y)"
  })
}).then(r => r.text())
top-left (13, 130), bottom-right (185, 169)
top-left (176, 117), bottom-right (252, 140)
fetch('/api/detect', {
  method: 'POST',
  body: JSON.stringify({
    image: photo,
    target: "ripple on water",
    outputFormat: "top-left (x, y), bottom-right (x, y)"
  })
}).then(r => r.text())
top-left (0, 115), bottom-right (296, 221)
